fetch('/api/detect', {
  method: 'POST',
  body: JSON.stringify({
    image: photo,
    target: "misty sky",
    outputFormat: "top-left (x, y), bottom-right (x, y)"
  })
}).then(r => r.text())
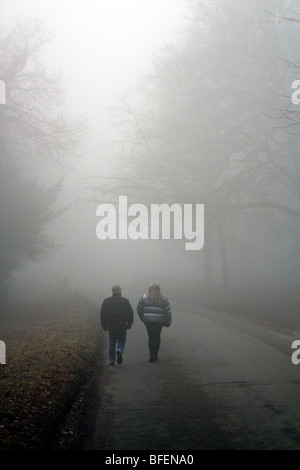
top-left (0, 0), bottom-right (189, 167)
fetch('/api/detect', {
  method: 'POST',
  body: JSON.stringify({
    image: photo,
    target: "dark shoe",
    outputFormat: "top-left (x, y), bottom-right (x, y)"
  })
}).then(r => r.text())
top-left (117, 350), bottom-right (123, 364)
top-left (109, 362), bottom-right (115, 366)
top-left (149, 354), bottom-right (155, 363)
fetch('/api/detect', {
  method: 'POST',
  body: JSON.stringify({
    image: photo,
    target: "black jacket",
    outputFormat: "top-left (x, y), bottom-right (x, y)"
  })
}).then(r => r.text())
top-left (100, 293), bottom-right (133, 332)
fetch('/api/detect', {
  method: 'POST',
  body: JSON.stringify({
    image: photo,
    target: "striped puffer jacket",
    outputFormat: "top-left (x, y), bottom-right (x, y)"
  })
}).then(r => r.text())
top-left (137, 294), bottom-right (172, 326)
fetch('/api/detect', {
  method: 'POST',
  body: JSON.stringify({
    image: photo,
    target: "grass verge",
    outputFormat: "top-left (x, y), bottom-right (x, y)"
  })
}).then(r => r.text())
top-left (0, 293), bottom-right (103, 450)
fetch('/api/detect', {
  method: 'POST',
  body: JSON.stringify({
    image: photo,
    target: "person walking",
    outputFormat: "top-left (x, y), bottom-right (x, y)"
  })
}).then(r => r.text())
top-left (100, 285), bottom-right (133, 366)
top-left (137, 281), bottom-right (172, 363)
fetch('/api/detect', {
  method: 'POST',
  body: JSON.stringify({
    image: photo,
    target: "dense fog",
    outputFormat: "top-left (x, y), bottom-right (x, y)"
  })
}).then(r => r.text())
top-left (1, 0), bottom-right (300, 311)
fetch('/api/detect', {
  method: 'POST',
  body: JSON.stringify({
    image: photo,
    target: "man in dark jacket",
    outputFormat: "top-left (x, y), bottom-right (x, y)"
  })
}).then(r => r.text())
top-left (100, 285), bottom-right (133, 366)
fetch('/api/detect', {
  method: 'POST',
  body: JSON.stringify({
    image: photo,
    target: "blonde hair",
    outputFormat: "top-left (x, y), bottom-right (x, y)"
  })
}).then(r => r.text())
top-left (147, 281), bottom-right (164, 303)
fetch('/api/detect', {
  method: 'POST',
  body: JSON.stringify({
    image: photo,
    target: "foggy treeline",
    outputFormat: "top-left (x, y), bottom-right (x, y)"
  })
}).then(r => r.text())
top-left (88, 0), bottom-right (300, 299)
top-left (1, 0), bottom-right (300, 309)
top-left (0, 17), bottom-right (85, 300)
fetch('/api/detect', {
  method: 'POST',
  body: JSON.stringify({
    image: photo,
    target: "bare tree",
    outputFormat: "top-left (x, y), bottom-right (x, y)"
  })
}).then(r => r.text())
top-left (0, 19), bottom-right (85, 295)
top-left (89, 0), bottom-right (300, 289)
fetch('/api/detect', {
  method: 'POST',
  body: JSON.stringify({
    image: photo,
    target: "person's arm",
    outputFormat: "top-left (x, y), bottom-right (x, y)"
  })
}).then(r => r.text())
top-left (126, 300), bottom-right (134, 329)
top-left (163, 297), bottom-right (172, 327)
top-left (100, 301), bottom-right (108, 331)
top-left (136, 296), bottom-right (145, 321)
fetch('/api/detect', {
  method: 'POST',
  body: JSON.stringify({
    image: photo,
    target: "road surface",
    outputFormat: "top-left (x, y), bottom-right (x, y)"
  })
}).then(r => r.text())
top-left (81, 301), bottom-right (300, 450)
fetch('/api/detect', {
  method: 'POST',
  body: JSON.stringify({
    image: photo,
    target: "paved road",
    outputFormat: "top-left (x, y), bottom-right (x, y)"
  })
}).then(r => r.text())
top-left (82, 301), bottom-right (300, 450)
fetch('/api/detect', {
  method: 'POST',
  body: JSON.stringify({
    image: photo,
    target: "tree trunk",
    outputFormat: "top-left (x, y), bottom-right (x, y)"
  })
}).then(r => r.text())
top-left (217, 216), bottom-right (230, 289)
top-left (203, 227), bottom-right (213, 288)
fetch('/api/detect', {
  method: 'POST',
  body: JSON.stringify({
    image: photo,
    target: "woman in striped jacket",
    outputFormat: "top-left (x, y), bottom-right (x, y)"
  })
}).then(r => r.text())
top-left (137, 281), bottom-right (172, 363)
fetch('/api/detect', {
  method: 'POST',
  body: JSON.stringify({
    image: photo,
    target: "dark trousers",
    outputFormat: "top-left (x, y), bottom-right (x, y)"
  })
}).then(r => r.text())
top-left (145, 323), bottom-right (163, 357)
top-left (108, 330), bottom-right (126, 364)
